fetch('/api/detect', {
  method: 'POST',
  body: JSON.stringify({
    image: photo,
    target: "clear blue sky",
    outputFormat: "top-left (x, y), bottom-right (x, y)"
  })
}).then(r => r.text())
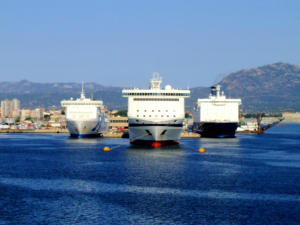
top-left (0, 0), bottom-right (299, 88)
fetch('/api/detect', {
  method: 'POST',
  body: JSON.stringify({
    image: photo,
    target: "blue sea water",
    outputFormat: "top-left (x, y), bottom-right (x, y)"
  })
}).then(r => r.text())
top-left (0, 124), bottom-right (299, 225)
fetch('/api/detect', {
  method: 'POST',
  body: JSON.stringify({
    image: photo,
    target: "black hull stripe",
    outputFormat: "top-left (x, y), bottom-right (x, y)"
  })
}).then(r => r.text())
top-left (129, 123), bottom-right (183, 127)
top-left (192, 122), bottom-right (238, 137)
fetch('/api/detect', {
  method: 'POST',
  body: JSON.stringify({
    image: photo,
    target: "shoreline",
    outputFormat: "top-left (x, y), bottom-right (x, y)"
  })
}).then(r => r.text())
top-left (0, 121), bottom-right (294, 137)
top-left (0, 129), bottom-right (201, 138)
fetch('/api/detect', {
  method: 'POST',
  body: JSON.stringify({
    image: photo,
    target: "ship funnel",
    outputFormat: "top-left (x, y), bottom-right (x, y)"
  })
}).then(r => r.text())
top-left (211, 85), bottom-right (221, 97)
top-left (210, 86), bottom-right (217, 96)
top-left (80, 81), bottom-right (86, 99)
top-left (150, 72), bottom-right (162, 90)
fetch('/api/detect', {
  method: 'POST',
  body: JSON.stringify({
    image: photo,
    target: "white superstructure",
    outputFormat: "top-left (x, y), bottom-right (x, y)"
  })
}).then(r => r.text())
top-left (122, 73), bottom-right (190, 143)
top-left (61, 83), bottom-right (108, 137)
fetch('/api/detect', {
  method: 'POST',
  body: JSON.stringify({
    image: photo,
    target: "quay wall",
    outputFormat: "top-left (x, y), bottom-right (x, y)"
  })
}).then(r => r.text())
top-left (0, 129), bottom-right (200, 138)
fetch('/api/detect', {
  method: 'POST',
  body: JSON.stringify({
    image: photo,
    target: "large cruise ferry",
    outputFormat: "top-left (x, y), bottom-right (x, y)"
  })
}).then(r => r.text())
top-left (61, 83), bottom-right (108, 137)
top-left (192, 85), bottom-right (241, 138)
top-left (122, 73), bottom-right (190, 144)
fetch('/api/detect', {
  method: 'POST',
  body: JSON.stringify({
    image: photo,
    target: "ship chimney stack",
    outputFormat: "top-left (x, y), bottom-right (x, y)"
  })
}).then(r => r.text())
top-left (210, 86), bottom-right (217, 96)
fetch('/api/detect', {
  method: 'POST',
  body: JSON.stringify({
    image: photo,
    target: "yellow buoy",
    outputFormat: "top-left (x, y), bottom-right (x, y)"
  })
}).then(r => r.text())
top-left (103, 146), bottom-right (111, 152)
top-left (198, 148), bottom-right (206, 153)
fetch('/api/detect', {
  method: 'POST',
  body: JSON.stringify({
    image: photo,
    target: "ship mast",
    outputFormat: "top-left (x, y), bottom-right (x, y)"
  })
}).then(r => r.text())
top-left (150, 72), bottom-right (162, 90)
top-left (80, 81), bottom-right (86, 99)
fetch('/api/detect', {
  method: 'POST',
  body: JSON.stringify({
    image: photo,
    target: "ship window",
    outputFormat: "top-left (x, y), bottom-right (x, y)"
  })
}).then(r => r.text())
top-left (166, 110), bottom-right (168, 112)
top-left (167, 115), bottom-right (169, 117)
top-left (137, 110), bottom-right (139, 112)
top-left (149, 115), bottom-right (151, 117)
top-left (133, 98), bottom-right (179, 101)
top-left (144, 110), bottom-right (146, 112)
top-left (143, 115), bottom-right (145, 117)
top-left (136, 120), bottom-right (139, 122)
top-left (174, 115), bottom-right (176, 117)
top-left (161, 115), bottom-right (164, 117)
top-left (158, 110), bottom-right (160, 112)
top-left (152, 110), bottom-right (154, 112)
top-left (137, 115), bottom-right (139, 117)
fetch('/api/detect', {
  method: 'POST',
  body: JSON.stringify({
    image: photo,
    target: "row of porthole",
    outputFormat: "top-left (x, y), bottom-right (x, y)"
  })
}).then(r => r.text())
top-left (136, 110), bottom-right (175, 112)
top-left (136, 115), bottom-right (176, 118)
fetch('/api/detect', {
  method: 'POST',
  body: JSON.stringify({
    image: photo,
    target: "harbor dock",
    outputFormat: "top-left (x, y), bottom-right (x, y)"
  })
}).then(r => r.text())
top-left (0, 129), bottom-right (201, 138)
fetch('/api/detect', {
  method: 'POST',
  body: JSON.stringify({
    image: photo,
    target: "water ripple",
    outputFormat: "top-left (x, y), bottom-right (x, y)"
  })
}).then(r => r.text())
top-left (1, 177), bottom-right (299, 203)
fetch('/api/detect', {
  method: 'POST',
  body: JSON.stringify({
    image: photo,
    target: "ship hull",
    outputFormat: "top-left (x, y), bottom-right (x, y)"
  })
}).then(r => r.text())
top-left (66, 118), bottom-right (108, 137)
top-left (129, 123), bottom-right (182, 144)
top-left (193, 122), bottom-right (238, 138)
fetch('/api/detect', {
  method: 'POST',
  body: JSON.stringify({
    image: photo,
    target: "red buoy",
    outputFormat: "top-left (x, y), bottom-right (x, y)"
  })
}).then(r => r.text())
top-left (152, 141), bottom-right (161, 148)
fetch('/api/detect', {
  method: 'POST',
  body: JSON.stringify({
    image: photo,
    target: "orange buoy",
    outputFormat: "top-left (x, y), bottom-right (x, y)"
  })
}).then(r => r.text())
top-left (152, 141), bottom-right (161, 148)
top-left (198, 148), bottom-right (206, 153)
top-left (103, 146), bottom-right (111, 151)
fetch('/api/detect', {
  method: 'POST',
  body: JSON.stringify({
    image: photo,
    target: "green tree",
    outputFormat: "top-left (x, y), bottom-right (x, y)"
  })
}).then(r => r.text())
top-left (114, 110), bottom-right (127, 117)
top-left (44, 114), bottom-right (51, 121)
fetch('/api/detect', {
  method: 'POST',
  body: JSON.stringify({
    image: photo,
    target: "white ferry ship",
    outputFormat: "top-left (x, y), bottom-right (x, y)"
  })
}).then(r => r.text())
top-left (192, 85), bottom-right (241, 137)
top-left (122, 73), bottom-right (190, 144)
top-left (61, 83), bottom-right (108, 137)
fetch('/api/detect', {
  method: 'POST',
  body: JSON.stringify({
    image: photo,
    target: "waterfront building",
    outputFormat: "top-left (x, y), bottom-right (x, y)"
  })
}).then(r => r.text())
top-left (49, 111), bottom-right (65, 123)
top-left (1, 99), bottom-right (21, 118)
top-left (1, 99), bottom-right (11, 118)
top-left (108, 116), bottom-right (128, 130)
top-left (12, 98), bottom-right (21, 117)
top-left (31, 108), bottom-right (44, 121)
top-left (21, 109), bottom-right (32, 121)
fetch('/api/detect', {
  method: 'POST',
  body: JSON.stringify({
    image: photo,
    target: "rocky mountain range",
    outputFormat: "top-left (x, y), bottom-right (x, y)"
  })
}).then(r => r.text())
top-left (0, 62), bottom-right (299, 112)
top-left (219, 62), bottom-right (300, 112)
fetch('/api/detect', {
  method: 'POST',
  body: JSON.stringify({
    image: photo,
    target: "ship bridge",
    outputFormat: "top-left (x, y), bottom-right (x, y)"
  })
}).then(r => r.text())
top-left (61, 82), bottom-right (104, 107)
top-left (61, 99), bottom-right (104, 107)
top-left (122, 72), bottom-right (190, 98)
